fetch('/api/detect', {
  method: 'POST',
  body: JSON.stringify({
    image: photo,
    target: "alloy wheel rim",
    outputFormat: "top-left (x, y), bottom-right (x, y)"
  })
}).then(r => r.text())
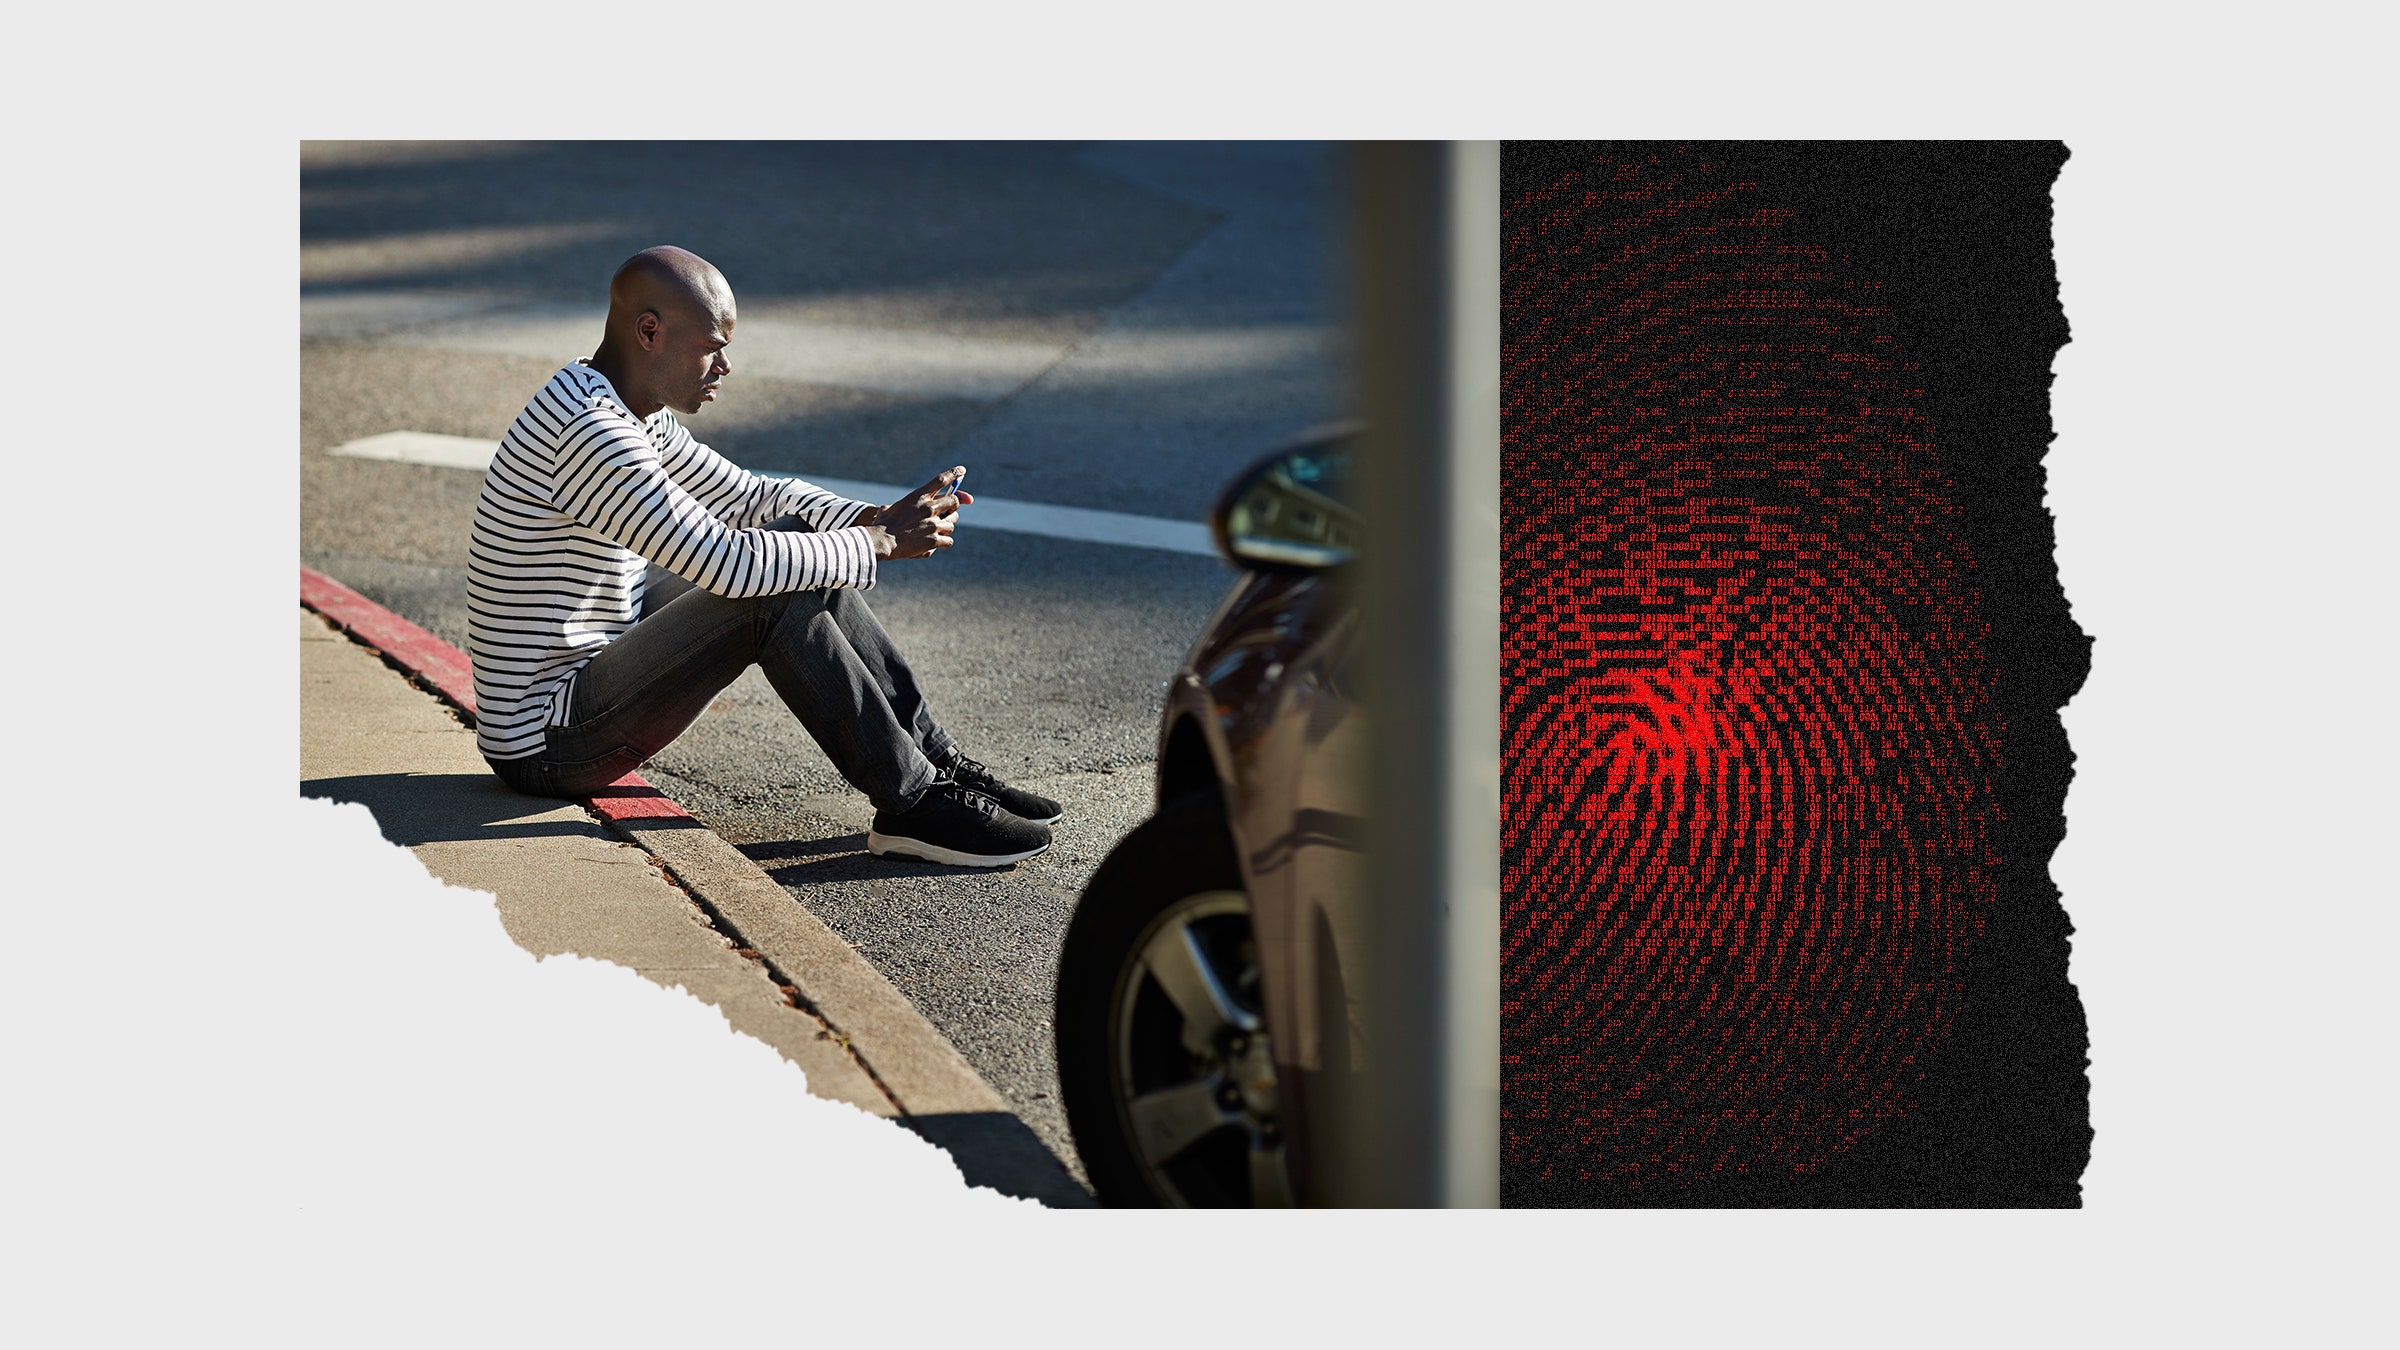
top-left (1108, 890), bottom-right (1291, 1207)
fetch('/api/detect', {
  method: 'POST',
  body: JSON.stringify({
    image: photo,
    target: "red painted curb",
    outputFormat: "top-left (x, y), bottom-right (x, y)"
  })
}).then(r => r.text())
top-left (302, 565), bottom-right (693, 824)
top-left (301, 565), bottom-right (477, 712)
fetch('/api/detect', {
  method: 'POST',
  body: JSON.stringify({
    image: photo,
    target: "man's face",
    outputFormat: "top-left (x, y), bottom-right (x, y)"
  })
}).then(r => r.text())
top-left (654, 296), bottom-right (735, 416)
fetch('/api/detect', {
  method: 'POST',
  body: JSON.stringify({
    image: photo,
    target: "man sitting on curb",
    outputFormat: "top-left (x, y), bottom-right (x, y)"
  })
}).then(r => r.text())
top-left (467, 244), bottom-right (1059, 867)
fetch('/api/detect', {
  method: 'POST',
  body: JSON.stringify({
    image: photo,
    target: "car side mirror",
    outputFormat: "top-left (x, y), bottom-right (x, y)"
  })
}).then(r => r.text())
top-left (1211, 434), bottom-right (1359, 570)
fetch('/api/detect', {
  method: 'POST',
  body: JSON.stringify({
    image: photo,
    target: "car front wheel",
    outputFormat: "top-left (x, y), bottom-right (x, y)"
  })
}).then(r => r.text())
top-left (1055, 792), bottom-right (1292, 1207)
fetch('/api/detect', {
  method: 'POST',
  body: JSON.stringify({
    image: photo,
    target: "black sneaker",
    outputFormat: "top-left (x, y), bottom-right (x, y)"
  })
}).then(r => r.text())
top-left (938, 751), bottom-right (1063, 825)
top-left (869, 782), bottom-right (1051, 867)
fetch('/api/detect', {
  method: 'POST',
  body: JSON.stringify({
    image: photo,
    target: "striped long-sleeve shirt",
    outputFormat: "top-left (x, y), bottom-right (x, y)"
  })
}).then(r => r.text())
top-left (468, 362), bottom-right (877, 761)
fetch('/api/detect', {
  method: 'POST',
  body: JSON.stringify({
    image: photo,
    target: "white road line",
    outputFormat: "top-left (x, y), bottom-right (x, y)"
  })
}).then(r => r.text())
top-left (325, 430), bottom-right (497, 469)
top-left (324, 430), bottom-right (1219, 558)
top-left (786, 475), bottom-right (1217, 556)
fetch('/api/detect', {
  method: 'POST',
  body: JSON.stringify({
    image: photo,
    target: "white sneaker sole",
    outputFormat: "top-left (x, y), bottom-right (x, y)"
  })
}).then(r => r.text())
top-left (867, 830), bottom-right (1050, 868)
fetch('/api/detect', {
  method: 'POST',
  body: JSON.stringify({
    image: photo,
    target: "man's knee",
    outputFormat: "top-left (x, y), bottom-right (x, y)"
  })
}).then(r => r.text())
top-left (741, 586), bottom-right (843, 651)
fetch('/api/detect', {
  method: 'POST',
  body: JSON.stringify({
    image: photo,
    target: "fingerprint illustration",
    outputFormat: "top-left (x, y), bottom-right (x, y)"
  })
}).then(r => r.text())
top-left (1503, 149), bottom-right (2006, 1194)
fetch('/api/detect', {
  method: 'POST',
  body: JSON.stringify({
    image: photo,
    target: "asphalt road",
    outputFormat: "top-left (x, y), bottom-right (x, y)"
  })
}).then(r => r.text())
top-left (299, 141), bottom-right (1346, 1178)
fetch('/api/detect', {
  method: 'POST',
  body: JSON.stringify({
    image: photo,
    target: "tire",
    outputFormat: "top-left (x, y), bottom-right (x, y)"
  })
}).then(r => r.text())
top-left (1055, 791), bottom-right (1293, 1207)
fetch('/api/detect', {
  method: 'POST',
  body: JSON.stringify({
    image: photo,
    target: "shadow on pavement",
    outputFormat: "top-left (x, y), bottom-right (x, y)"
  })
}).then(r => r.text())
top-left (908, 1112), bottom-right (1096, 1209)
top-left (299, 140), bottom-right (1215, 333)
top-left (302, 772), bottom-right (605, 849)
top-left (737, 834), bottom-right (870, 865)
top-left (738, 837), bottom-right (1031, 886)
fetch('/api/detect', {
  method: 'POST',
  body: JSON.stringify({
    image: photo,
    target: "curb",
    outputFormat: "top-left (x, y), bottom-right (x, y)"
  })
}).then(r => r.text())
top-left (299, 567), bottom-right (693, 825)
top-left (299, 565), bottom-right (1092, 1207)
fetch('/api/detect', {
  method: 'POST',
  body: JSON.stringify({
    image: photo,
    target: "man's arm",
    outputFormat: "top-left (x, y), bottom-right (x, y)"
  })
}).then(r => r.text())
top-left (652, 412), bottom-right (879, 534)
top-left (550, 407), bottom-right (876, 597)
top-left (647, 413), bottom-right (970, 562)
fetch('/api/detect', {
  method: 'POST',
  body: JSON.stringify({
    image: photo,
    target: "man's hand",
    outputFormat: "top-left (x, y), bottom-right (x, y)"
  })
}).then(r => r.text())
top-left (862, 466), bottom-right (973, 561)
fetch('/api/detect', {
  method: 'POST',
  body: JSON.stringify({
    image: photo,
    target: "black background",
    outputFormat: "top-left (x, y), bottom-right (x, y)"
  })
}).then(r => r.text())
top-left (1503, 142), bottom-right (2091, 1207)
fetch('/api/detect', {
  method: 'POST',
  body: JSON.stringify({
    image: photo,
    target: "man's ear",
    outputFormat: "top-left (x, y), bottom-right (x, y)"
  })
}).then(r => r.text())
top-left (635, 310), bottom-right (662, 352)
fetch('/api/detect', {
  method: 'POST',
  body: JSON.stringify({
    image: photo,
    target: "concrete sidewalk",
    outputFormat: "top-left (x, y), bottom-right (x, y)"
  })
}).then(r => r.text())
top-left (299, 599), bottom-right (1092, 1207)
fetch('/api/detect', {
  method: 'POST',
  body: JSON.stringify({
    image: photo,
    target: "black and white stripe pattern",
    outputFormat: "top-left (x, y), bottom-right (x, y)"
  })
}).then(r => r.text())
top-left (469, 363), bottom-right (875, 761)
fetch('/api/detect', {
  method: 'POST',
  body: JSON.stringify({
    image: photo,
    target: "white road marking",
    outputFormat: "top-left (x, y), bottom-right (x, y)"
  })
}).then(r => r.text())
top-left (787, 474), bottom-right (1217, 556)
top-left (324, 430), bottom-right (1220, 558)
top-left (325, 430), bottom-right (496, 469)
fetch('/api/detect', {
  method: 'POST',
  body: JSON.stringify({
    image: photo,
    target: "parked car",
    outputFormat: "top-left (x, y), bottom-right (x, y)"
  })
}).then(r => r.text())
top-left (1054, 428), bottom-right (1363, 1207)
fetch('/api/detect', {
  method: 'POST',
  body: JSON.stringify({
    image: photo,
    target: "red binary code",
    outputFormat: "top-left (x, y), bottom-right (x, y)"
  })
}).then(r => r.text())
top-left (1503, 148), bottom-right (2006, 1194)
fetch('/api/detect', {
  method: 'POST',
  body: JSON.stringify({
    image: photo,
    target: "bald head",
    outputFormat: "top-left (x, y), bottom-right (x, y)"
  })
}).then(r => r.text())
top-left (589, 246), bottom-right (738, 420)
top-left (607, 245), bottom-right (734, 338)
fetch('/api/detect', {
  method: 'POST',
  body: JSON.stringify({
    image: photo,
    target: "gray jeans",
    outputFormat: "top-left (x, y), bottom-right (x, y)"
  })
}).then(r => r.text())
top-left (485, 519), bottom-right (954, 812)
